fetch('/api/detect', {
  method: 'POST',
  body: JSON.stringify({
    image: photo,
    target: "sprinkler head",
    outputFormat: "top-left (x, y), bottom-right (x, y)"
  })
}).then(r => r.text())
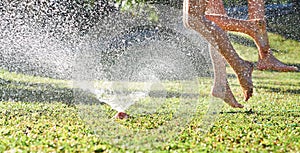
top-left (115, 112), bottom-right (129, 119)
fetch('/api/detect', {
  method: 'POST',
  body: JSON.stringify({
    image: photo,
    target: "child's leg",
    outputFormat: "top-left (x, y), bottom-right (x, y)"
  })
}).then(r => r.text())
top-left (248, 0), bottom-right (298, 71)
top-left (206, 0), bottom-right (227, 15)
top-left (210, 45), bottom-right (243, 108)
top-left (206, 0), bottom-right (244, 107)
top-left (183, 0), bottom-right (254, 101)
top-left (205, 0), bottom-right (297, 72)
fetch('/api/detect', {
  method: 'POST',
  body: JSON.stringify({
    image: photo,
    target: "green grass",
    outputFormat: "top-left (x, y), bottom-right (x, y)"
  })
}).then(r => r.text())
top-left (1, 33), bottom-right (300, 152)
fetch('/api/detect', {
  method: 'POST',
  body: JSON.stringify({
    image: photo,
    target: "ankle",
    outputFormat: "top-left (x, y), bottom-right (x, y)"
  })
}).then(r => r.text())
top-left (258, 48), bottom-right (272, 59)
top-left (249, 19), bottom-right (266, 29)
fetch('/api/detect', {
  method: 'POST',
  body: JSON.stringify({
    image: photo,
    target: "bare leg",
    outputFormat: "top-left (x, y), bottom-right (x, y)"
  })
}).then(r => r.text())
top-left (207, 0), bottom-right (245, 107)
top-left (183, 0), bottom-right (253, 101)
top-left (204, 0), bottom-right (298, 72)
top-left (210, 45), bottom-right (243, 108)
top-left (206, 0), bottom-right (226, 15)
top-left (248, 0), bottom-right (298, 72)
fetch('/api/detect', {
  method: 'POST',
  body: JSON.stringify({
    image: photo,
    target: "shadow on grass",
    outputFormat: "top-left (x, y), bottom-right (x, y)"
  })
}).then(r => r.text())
top-left (219, 109), bottom-right (300, 127)
top-left (220, 109), bottom-right (300, 117)
top-left (220, 109), bottom-right (255, 115)
top-left (228, 33), bottom-right (256, 48)
top-left (0, 77), bottom-right (207, 107)
top-left (255, 85), bottom-right (300, 95)
top-left (0, 78), bottom-right (99, 106)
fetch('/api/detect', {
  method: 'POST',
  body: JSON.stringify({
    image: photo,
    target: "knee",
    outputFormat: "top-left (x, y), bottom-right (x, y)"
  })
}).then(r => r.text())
top-left (183, 0), bottom-right (206, 30)
top-left (183, 11), bottom-right (205, 31)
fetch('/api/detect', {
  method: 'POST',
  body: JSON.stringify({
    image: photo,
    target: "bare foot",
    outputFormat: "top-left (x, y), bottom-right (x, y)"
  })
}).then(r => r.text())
top-left (212, 81), bottom-right (244, 108)
top-left (257, 53), bottom-right (298, 72)
top-left (115, 112), bottom-right (129, 119)
top-left (236, 61), bottom-right (254, 101)
top-left (250, 21), bottom-right (298, 72)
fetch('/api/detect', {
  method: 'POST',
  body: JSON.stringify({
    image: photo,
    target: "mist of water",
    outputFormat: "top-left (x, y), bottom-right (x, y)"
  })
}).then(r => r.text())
top-left (1, 1), bottom-right (224, 150)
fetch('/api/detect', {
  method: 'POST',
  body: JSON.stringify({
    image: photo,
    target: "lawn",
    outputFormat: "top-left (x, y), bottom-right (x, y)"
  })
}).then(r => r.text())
top-left (1, 30), bottom-right (299, 152)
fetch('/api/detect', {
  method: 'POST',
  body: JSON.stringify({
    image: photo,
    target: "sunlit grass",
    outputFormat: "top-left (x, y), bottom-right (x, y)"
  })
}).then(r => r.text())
top-left (0, 31), bottom-right (299, 152)
top-left (0, 69), bottom-right (71, 88)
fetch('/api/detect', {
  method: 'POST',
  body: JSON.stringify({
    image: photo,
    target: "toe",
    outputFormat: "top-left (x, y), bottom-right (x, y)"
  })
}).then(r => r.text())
top-left (244, 88), bottom-right (253, 101)
top-left (235, 103), bottom-right (244, 108)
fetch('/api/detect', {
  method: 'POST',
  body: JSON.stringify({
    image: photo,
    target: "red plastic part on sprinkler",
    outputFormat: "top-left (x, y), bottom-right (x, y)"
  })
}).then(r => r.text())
top-left (115, 112), bottom-right (129, 119)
